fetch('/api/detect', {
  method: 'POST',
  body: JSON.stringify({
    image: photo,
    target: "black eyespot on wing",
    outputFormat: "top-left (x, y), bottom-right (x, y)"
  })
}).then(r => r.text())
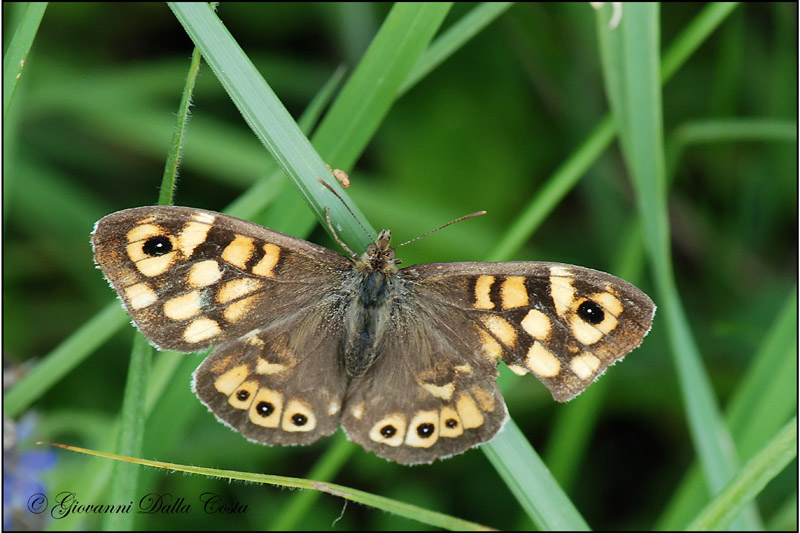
top-left (416, 423), bottom-right (435, 438)
top-left (236, 389), bottom-right (250, 402)
top-left (142, 235), bottom-right (172, 256)
top-left (292, 413), bottom-right (308, 426)
top-left (577, 300), bottom-right (604, 325)
top-left (380, 425), bottom-right (397, 438)
top-left (256, 401), bottom-right (274, 417)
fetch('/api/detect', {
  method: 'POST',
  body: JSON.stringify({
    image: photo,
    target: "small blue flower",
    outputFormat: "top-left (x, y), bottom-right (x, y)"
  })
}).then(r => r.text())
top-left (3, 413), bottom-right (57, 530)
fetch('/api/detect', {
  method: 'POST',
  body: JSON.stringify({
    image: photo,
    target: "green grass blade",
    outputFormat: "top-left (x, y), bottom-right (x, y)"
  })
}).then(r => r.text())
top-left (310, 1), bottom-right (453, 248)
top-left (673, 118), bottom-right (796, 144)
top-left (656, 289), bottom-right (797, 529)
top-left (158, 46), bottom-right (204, 206)
top-left (224, 65), bottom-right (346, 220)
top-left (46, 443), bottom-right (494, 531)
top-left (3, 302), bottom-right (128, 418)
top-left (168, 2), bottom-right (361, 237)
top-left (169, 2), bottom-right (452, 252)
top-left (667, 118), bottom-right (797, 178)
top-left (478, 3), bottom-right (745, 526)
top-left (3, 2), bottom-right (48, 220)
top-left (2, 1), bottom-right (47, 116)
top-left (102, 43), bottom-right (204, 530)
top-left (485, 117), bottom-right (615, 261)
top-left (724, 290), bottom-right (798, 458)
top-left (596, 3), bottom-right (758, 529)
top-left (660, 2), bottom-right (739, 83)
top-left (400, 2), bottom-right (513, 95)
top-left (484, 421), bottom-right (590, 530)
top-left (102, 335), bottom-right (152, 530)
top-left (312, 2), bottom-right (452, 169)
top-left (688, 417), bottom-right (797, 531)
top-left (488, 2), bottom-right (740, 264)
top-left (269, 434), bottom-right (355, 531)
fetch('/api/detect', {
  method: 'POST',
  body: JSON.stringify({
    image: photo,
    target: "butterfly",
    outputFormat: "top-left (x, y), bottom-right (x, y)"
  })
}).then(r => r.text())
top-left (92, 205), bottom-right (654, 464)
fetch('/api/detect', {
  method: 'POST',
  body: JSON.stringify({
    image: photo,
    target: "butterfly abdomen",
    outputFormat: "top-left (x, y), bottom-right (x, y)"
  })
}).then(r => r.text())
top-left (342, 269), bottom-right (398, 377)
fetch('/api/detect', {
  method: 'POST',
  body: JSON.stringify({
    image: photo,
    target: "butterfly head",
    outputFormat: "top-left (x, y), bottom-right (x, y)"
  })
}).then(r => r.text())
top-left (357, 229), bottom-right (399, 274)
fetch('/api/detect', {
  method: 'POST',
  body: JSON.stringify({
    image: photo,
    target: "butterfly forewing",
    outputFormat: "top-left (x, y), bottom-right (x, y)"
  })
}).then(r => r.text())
top-left (92, 206), bottom-right (350, 352)
top-left (403, 261), bottom-right (655, 402)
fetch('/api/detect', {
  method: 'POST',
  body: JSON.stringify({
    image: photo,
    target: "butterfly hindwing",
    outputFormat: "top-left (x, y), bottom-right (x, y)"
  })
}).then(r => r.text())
top-left (340, 300), bottom-right (507, 464)
top-left (192, 305), bottom-right (348, 446)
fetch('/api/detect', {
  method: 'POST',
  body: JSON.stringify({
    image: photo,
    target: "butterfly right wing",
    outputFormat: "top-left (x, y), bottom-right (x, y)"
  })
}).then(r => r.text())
top-left (91, 206), bottom-right (353, 352)
top-left (93, 206), bottom-right (355, 446)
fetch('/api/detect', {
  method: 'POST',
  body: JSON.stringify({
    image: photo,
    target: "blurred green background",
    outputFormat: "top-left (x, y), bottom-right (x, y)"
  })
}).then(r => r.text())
top-left (3, 2), bottom-right (796, 530)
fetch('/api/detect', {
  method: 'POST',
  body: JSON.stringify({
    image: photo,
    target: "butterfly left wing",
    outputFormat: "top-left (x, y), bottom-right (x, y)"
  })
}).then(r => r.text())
top-left (339, 260), bottom-right (653, 464)
top-left (403, 261), bottom-right (656, 402)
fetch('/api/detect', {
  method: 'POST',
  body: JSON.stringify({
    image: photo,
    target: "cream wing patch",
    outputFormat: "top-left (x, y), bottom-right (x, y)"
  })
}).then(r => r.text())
top-left (474, 275), bottom-right (495, 310)
top-left (404, 411), bottom-right (439, 448)
top-left (124, 282), bottom-right (158, 310)
top-left (549, 267), bottom-right (576, 318)
top-left (184, 318), bottom-right (221, 343)
top-left (228, 380), bottom-right (258, 409)
top-left (526, 342), bottom-right (561, 378)
top-left (222, 235), bottom-right (255, 269)
top-left (521, 309), bottom-right (551, 340)
top-left (249, 388), bottom-right (283, 428)
top-left (126, 223), bottom-right (165, 244)
top-left (188, 260), bottom-right (222, 287)
top-left (501, 276), bottom-right (529, 309)
top-left (481, 315), bottom-right (518, 349)
top-left (282, 399), bottom-right (317, 432)
top-left (214, 365), bottom-right (249, 396)
top-left (439, 407), bottom-right (463, 438)
top-left (455, 393), bottom-right (484, 429)
top-left (252, 243), bottom-right (281, 277)
top-left (191, 211), bottom-right (216, 224)
top-left (177, 221), bottom-right (212, 257)
top-left (163, 291), bottom-right (202, 320)
top-left (369, 414), bottom-right (407, 447)
top-left (571, 352), bottom-right (602, 380)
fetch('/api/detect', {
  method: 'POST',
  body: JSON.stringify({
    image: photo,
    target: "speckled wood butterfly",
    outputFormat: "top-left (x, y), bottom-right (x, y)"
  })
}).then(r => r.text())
top-left (92, 206), bottom-right (654, 464)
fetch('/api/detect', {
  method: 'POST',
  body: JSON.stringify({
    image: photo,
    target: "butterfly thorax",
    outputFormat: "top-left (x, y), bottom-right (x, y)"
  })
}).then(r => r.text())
top-left (343, 229), bottom-right (400, 377)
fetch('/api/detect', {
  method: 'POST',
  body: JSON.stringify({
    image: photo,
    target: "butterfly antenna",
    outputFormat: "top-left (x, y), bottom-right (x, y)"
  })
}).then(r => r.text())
top-left (318, 178), bottom-right (375, 241)
top-left (325, 207), bottom-right (358, 259)
top-left (397, 211), bottom-right (487, 248)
